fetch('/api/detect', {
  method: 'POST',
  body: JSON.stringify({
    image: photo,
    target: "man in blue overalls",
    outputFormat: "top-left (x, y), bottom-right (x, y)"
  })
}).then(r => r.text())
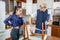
top-left (35, 3), bottom-right (49, 34)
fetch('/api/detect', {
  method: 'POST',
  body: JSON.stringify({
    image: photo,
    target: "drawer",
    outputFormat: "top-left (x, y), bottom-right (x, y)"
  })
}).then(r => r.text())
top-left (57, 30), bottom-right (60, 38)
top-left (51, 26), bottom-right (60, 38)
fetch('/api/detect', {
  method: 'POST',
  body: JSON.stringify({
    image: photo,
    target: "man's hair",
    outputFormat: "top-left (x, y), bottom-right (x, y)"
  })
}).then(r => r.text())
top-left (40, 3), bottom-right (47, 8)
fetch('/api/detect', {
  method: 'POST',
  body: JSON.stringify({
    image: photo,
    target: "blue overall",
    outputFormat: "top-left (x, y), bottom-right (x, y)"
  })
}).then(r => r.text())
top-left (35, 9), bottom-right (49, 34)
top-left (4, 14), bottom-right (23, 40)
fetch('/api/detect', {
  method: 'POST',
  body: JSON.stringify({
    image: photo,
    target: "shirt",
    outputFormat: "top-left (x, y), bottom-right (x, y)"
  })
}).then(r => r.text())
top-left (36, 9), bottom-right (49, 29)
top-left (4, 14), bottom-right (23, 27)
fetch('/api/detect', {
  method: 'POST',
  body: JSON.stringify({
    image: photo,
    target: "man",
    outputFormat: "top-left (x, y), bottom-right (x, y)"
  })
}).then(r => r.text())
top-left (35, 3), bottom-right (49, 34)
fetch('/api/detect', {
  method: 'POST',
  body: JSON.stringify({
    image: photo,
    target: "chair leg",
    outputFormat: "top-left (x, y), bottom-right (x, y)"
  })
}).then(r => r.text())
top-left (42, 36), bottom-right (44, 40)
top-left (23, 23), bottom-right (30, 40)
top-left (42, 23), bottom-right (45, 40)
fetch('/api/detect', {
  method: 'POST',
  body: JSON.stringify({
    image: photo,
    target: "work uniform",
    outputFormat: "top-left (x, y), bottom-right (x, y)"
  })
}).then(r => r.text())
top-left (35, 9), bottom-right (49, 34)
top-left (4, 14), bottom-right (23, 40)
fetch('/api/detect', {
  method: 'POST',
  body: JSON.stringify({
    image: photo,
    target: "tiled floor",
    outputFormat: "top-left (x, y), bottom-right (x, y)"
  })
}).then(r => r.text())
top-left (19, 36), bottom-right (60, 40)
top-left (46, 36), bottom-right (60, 40)
top-left (19, 36), bottom-right (42, 40)
top-left (19, 35), bottom-right (47, 40)
top-left (6, 36), bottom-right (60, 40)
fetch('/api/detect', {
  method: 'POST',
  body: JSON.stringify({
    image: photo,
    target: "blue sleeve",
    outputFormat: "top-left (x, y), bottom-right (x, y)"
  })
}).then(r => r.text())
top-left (4, 15), bottom-right (12, 26)
top-left (19, 17), bottom-right (23, 25)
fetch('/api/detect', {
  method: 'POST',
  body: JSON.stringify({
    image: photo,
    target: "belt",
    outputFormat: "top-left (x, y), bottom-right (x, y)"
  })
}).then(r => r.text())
top-left (13, 26), bottom-right (19, 29)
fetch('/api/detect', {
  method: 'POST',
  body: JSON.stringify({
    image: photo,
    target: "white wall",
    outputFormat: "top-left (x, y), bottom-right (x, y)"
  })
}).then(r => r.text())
top-left (26, 0), bottom-right (32, 15)
top-left (22, 2), bottom-right (26, 8)
top-left (37, 0), bottom-right (54, 9)
top-left (0, 1), bottom-right (5, 40)
top-left (14, 0), bottom-right (17, 6)
top-left (0, 1), bottom-right (5, 30)
top-left (53, 2), bottom-right (60, 8)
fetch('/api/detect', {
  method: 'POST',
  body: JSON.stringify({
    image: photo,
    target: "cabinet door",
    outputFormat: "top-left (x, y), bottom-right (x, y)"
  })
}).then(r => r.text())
top-left (52, 26), bottom-right (60, 38)
top-left (57, 27), bottom-right (60, 38)
top-left (51, 27), bottom-right (58, 37)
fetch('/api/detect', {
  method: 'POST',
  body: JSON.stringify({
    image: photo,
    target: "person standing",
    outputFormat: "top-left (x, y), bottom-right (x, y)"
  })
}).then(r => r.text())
top-left (4, 6), bottom-right (23, 40)
top-left (35, 3), bottom-right (49, 34)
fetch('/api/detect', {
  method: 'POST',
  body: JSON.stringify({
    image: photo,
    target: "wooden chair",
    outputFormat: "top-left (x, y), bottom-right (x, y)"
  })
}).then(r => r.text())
top-left (23, 22), bottom-right (30, 40)
top-left (29, 17), bottom-right (45, 40)
top-left (30, 23), bottom-right (45, 40)
top-left (23, 16), bottom-right (45, 40)
top-left (6, 37), bottom-right (12, 40)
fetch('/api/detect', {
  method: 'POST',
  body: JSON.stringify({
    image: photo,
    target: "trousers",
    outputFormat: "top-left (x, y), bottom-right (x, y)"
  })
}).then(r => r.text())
top-left (10, 28), bottom-right (19, 40)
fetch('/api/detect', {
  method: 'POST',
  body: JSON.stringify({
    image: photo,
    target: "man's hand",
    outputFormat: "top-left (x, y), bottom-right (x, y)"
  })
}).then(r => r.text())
top-left (45, 20), bottom-right (53, 25)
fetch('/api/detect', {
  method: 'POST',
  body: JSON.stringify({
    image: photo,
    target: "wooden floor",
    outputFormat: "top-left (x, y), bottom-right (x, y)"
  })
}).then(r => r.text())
top-left (46, 36), bottom-right (60, 40)
top-left (6, 36), bottom-right (60, 40)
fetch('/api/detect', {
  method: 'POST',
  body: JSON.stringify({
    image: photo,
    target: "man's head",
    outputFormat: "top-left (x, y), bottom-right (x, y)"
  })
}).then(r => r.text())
top-left (40, 3), bottom-right (47, 12)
